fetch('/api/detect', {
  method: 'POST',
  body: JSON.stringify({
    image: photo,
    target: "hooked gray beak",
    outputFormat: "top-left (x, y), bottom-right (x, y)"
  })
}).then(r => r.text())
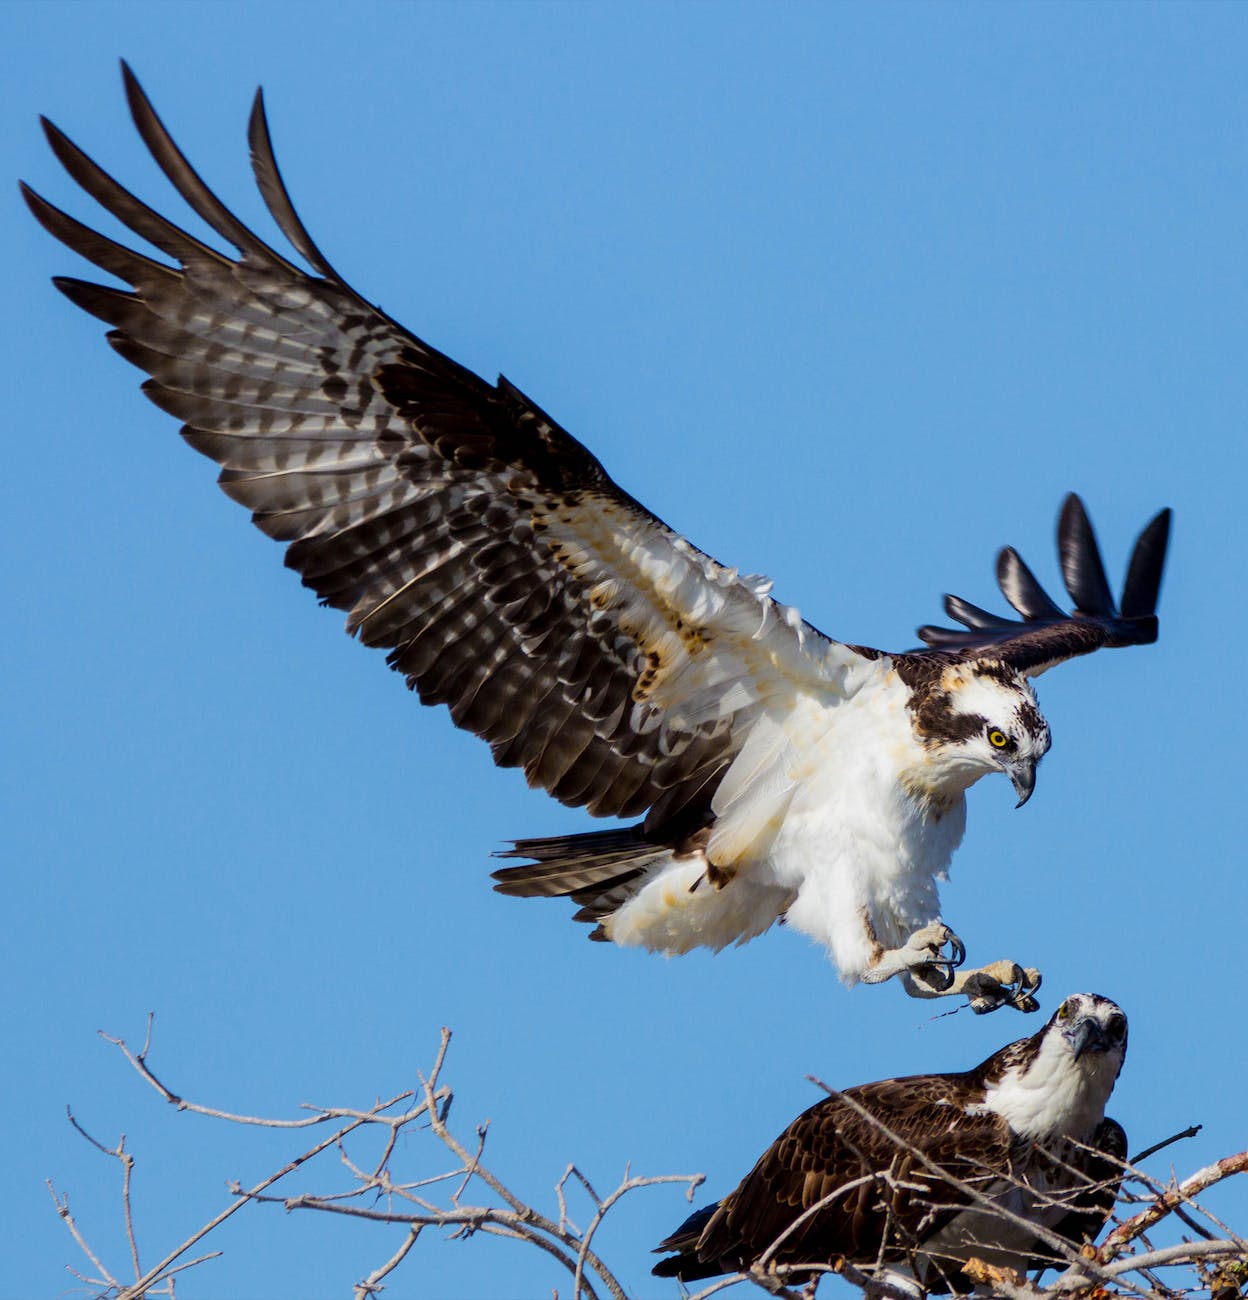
top-left (1064, 1016), bottom-right (1109, 1060)
top-left (1009, 757), bottom-right (1038, 808)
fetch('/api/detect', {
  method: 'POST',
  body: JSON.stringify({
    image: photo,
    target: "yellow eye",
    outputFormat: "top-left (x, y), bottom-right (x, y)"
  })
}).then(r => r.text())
top-left (988, 729), bottom-right (1009, 748)
top-left (1057, 1001), bottom-right (1070, 1020)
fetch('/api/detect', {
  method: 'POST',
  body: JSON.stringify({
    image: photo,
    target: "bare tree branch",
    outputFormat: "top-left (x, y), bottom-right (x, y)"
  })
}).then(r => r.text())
top-left (1099, 1152), bottom-right (1248, 1258)
top-left (54, 1020), bottom-right (704, 1299)
top-left (49, 1021), bottom-right (1247, 1299)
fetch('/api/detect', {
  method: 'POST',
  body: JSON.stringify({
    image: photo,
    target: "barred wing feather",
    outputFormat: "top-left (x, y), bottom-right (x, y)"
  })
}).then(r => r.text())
top-left (24, 63), bottom-right (858, 829)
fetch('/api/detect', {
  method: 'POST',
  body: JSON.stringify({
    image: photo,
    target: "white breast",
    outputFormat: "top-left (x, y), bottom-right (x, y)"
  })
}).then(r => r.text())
top-left (602, 663), bottom-right (973, 975)
top-left (982, 1033), bottom-right (1117, 1141)
top-left (760, 672), bottom-right (969, 979)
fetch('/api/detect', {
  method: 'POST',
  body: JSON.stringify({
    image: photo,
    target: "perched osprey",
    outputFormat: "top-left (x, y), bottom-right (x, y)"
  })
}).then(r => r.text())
top-left (24, 67), bottom-right (1170, 1010)
top-left (653, 992), bottom-right (1129, 1293)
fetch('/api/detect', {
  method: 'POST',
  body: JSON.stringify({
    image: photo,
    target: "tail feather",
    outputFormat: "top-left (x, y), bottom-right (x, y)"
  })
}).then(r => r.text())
top-left (652, 1203), bottom-right (722, 1280)
top-left (491, 826), bottom-right (671, 923)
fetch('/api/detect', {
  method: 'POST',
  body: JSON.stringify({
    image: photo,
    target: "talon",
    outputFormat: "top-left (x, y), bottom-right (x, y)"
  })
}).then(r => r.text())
top-left (922, 964), bottom-right (956, 993)
top-left (905, 963), bottom-right (956, 995)
top-left (963, 962), bottom-right (1043, 1014)
top-left (1009, 967), bottom-right (1042, 1013)
top-left (861, 922), bottom-right (971, 995)
top-left (917, 927), bottom-right (965, 977)
top-left (967, 988), bottom-right (1007, 1015)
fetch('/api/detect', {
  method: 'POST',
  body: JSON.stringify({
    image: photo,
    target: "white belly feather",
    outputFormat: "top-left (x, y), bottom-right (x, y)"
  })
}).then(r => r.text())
top-left (604, 668), bottom-right (972, 979)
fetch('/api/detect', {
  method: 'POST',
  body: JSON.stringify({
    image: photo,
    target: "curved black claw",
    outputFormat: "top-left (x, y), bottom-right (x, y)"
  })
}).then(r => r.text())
top-left (1009, 966), bottom-right (1043, 1013)
top-left (911, 929), bottom-right (967, 994)
top-left (965, 964), bottom-right (1043, 1015)
top-left (946, 932), bottom-right (967, 970)
top-left (920, 928), bottom-right (967, 974)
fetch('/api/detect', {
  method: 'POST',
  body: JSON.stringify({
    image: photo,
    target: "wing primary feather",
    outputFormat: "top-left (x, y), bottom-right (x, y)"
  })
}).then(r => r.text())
top-left (996, 547), bottom-right (1066, 621)
top-left (48, 276), bottom-right (138, 327)
top-left (915, 624), bottom-right (974, 647)
top-left (21, 183), bottom-right (179, 287)
top-left (942, 594), bottom-right (1018, 631)
top-left (246, 87), bottom-right (342, 281)
top-left (1057, 493), bottom-right (1116, 617)
top-left (37, 117), bottom-right (225, 267)
top-left (914, 494), bottom-right (1171, 673)
top-left (26, 65), bottom-right (857, 835)
top-left (119, 60), bottom-right (296, 272)
top-left (1119, 507), bottom-right (1171, 620)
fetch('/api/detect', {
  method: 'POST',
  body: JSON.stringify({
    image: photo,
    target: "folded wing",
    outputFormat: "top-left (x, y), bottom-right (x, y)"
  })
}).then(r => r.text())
top-left (1026, 1116), bottom-right (1127, 1272)
top-left (655, 1077), bottom-right (1011, 1279)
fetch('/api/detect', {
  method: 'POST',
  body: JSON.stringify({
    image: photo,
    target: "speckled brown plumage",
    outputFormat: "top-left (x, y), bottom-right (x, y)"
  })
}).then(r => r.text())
top-left (654, 1007), bottom-right (1128, 1290)
top-left (24, 64), bottom-right (821, 834)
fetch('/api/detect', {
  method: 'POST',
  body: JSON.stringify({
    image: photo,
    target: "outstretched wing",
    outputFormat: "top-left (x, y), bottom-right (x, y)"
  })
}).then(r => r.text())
top-left (917, 495), bottom-right (1171, 676)
top-left (24, 64), bottom-right (857, 831)
top-left (666, 1078), bottom-right (1012, 1277)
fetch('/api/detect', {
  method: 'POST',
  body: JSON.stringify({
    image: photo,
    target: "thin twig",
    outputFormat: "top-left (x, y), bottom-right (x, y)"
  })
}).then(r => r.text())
top-left (47, 1181), bottom-right (121, 1291)
top-left (1131, 1125), bottom-right (1203, 1166)
top-left (353, 1224), bottom-right (422, 1299)
top-left (155, 1253), bottom-right (224, 1283)
top-left (122, 1109), bottom-right (387, 1295)
top-left (100, 1025), bottom-right (417, 1130)
top-left (573, 1170), bottom-right (704, 1299)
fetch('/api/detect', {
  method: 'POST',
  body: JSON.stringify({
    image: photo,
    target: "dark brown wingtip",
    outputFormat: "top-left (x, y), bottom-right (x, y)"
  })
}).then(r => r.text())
top-left (17, 178), bottom-right (47, 221)
top-left (246, 83), bottom-right (340, 279)
top-left (996, 546), bottom-right (1065, 622)
top-left (49, 276), bottom-right (129, 325)
top-left (246, 85), bottom-right (270, 160)
top-left (245, 87), bottom-right (273, 163)
top-left (36, 117), bottom-right (113, 212)
top-left (18, 183), bottom-right (89, 269)
top-left (946, 593), bottom-right (1013, 630)
top-left (118, 60), bottom-right (291, 268)
top-left (119, 59), bottom-right (152, 129)
top-left (1120, 506), bottom-right (1171, 620)
top-left (1057, 493), bottom-right (1115, 617)
top-left (39, 113), bottom-right (84, 168)
top-left (913, 494), bottom-right (1171, 664)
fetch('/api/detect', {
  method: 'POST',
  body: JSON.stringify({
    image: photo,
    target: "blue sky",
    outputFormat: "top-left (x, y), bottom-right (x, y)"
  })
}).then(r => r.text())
top-left (5, 3), bottom-right (1246, 1297)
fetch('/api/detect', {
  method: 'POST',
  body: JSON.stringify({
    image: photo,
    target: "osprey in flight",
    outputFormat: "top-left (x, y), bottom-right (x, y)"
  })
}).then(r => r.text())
top-left (25, 66), bottom-right (1170, 1011)
top-left (653, 992), bottom-right (1129, 1292)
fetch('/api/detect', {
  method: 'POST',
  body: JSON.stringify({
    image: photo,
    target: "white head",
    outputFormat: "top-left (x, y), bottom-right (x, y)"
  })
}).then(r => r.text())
top-left (909, 660), bottom-right (1052, 805)
top-left (985, 992), bottom-right (1128, 1140)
